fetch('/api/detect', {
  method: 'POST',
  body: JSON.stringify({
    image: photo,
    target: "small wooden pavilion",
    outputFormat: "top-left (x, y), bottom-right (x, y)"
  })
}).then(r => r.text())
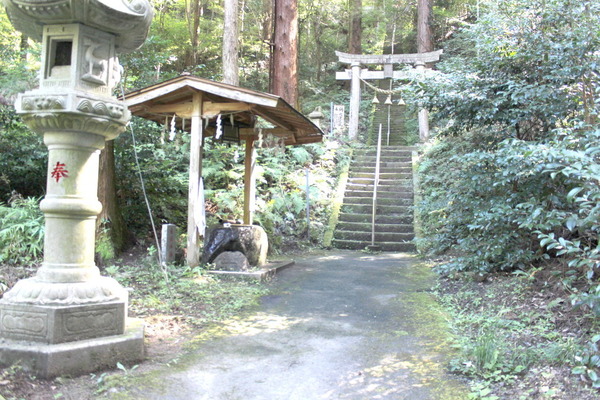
top-left (124, 75), bottom-right (323, 266)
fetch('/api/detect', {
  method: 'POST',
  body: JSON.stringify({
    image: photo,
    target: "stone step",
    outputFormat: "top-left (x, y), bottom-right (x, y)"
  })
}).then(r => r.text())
top-left (341, 204), bottom-right (412, 215)
top-left (349, 172), bottom-right (413, 180)
top-left (354, 155), bottom-right (412, 163)
top-left (355, 146), bottom-right (416, 153)
top-left (344, 190), bottom-right (413, 199)
top-left (332, 239), bottom-right (416, 252)
top-left (343, 196), bottom-right (413, 206)
top-left (338, 213), bottom-right (413, 225)
top-left (345, 183), bottom-right (412, 192)
top-left (347, 177), bottom-right (412, 186)
top-left (334, 230), bottom-right (414, 242)
top-left (335, 222), bottom-right (414, 233)
top-left (351, 162), bottom-right (412, 170)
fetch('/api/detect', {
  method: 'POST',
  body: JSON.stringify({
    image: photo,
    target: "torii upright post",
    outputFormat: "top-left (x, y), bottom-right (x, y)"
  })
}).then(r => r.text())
top-left (336, 50), bottom-right (443, 142)
top-left (0, 0), bottom-right (153, 379)
top-left (348, 62), bottom-right (361, 140)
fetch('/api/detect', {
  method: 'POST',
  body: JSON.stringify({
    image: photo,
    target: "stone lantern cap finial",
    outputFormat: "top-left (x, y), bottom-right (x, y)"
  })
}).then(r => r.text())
top-left (2, 0), bottom-right (153, 54)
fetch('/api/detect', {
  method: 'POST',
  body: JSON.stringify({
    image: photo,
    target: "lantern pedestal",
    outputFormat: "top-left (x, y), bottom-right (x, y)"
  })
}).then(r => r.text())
top-left (0, 0), bottom-right (153, 378)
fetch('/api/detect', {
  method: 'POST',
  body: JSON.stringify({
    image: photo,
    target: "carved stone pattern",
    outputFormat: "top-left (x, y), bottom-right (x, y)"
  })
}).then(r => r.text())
top-left (1, 310), bottom-right (47, 338)
top-left (81, 37), bottom-right (109, 85)
top-left (5, 0), bottom-right (153, 53)
top-left (21, 96), bottom-right (66, 111)
top-left (64, 309), bottom-right (117, 335)
top-left (77, 99), bottom-right (126, 119)
top-left (13, 1), bottom-right (71, 20)
top-left (22, 113), bottom-right (128, 138)
top-left (1, 277), bottom-right (125, 305)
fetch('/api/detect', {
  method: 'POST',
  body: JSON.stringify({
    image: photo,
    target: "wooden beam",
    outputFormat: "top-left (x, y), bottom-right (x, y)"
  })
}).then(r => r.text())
top-left (145, 102), bottom-right (193, 117)
top-left (335, 49), bottom-right (443, 64)
top-left (124, 80), bottom-right (193, 107)
top-left (251, 107), bottom-right (295, 131)
top-left (239, 127), bottom-right (288, 137)
top-left (202, 101), bottom-right (252, 116)
top-left (186, 92), bottom-right (203, 267)
top-left (243, 137), bottom-right (256, 225)
top-left (335, 69), bottom-right (413, 81)
top-left (185, 79), bottom-right (279, 108)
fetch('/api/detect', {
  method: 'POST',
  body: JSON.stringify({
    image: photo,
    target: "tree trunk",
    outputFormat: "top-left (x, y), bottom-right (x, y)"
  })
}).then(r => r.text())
top-left (223, 0), bottom-right (240, 85)
top-left (97, 140), bottom-right (131, 263)
top-left (417, 0), bottom-right (434, 53)
top-left (348, 0), bottom-right (362, 54)
top-left (186, 0), bottom-right (202, 66)
top-left (270, 0), bottom-right (299, 107)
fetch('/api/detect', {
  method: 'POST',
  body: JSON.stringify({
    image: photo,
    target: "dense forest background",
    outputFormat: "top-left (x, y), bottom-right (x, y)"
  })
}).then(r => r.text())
top-left (1, 0), bottom-right (600, 396)
top-left (0, 0), bottom-right (480, 256)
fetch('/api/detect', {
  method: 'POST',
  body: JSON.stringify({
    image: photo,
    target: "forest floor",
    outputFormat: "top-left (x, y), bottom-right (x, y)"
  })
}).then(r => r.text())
top-left (0, 248), bottom-right (599, 399)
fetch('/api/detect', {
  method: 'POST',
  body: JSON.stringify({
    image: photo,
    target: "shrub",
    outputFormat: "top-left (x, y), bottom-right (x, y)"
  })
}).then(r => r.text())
top-left (0, 196), bottom-right (44, 264)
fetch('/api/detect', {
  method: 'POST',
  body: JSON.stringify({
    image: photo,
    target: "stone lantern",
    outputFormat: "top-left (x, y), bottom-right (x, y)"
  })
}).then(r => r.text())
top-left (0, 0), bottom-right (153, 378)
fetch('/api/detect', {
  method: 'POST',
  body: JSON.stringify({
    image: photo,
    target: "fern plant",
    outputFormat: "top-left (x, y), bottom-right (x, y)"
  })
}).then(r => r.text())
top-left (0, 197), bottom-right (44, 264)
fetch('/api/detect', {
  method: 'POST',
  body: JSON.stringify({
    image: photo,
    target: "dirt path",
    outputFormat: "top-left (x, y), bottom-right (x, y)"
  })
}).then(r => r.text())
top-left (117, 251), bottom-right (468, 399)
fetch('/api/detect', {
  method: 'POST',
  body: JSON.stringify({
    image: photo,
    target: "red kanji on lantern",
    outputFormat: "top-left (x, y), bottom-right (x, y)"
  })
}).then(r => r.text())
top-left (51, 162), bottom-right (68, 183)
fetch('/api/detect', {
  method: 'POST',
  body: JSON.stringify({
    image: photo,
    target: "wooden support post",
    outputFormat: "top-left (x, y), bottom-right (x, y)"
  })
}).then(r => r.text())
top-left (243, 136), bottom-right (256, 225)
top-left (348, 62), bottom-right (361, 141)
top-left (186, 92), bottom-right (203, 267)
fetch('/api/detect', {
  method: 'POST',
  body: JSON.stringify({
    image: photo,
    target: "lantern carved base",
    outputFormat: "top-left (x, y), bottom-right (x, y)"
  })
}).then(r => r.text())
top-left (0, 318), bottom-right (144, 379)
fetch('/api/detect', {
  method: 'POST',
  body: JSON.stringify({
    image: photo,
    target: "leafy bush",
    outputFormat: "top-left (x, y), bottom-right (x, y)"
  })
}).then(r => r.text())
top-left (415, 0), bottom-right (600, 285)
top-left (418, 126), bottom-right (599, 274)
top-left (0, 197), bottom-right (44, 264)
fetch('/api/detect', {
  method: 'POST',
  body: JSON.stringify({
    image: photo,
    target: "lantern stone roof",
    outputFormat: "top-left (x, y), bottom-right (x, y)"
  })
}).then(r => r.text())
top-left (2, 0), bottom-right (153, 53)
top-left (123, 75), bottom-right (324, 146)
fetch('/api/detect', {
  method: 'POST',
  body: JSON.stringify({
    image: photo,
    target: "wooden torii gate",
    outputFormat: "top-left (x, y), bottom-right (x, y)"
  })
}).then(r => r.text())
top-left (335, 49), bottom-right (443, 141)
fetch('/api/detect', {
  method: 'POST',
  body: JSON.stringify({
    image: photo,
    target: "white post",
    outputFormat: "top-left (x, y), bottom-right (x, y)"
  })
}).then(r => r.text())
top-left (372, 124), bottom-right (382, 246)
top-left (415, 61), bottom-right (430, 141)
top-left (243, 137), bottom-right (256, 225)
top-left (348, 62), bottom-right (361, 141)
top-left (305, 167), bottom-right (310, 239)
top-left (187, 92), bottom-right (203, 267)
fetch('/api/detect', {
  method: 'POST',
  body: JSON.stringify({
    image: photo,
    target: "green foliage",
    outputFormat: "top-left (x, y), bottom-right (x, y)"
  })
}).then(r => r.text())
top-left (572, 335), bottom-right (600, 389)
top-left (0, 10), bottom-right (39, 98)
top-left (416, 0), bottom-right (600, 138)
top-left (114, 118), bottom-right (190, 234)
top-left (416, 0), bottom-right (600, 285)
top-left (0, 197), bottom-right (44, 264)
top-left (104, 252), bottom-right (270, 326)
top-left (0, 106), bottom-right (46, 201)
top-left (438, 275), bottom-right (588, 398)
top-left (418, 127), bottom-right (600, 276)
top-left (115, 117), bottom-right (344, 251)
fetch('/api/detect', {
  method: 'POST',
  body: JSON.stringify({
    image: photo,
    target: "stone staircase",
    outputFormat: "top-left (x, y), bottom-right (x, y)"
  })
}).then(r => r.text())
top-left (332, 146), bottom-right (416, 252)
top-left (371, 95), bottom-right (409, 146)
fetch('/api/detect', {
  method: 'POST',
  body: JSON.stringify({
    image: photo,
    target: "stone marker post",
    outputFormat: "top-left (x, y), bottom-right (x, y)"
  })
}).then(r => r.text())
top-left (0, 0), bottom-right (153, 378)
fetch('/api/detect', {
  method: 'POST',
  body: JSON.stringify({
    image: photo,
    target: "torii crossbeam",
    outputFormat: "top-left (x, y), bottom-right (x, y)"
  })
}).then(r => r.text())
top-left (335, 49), bottom-right (443, 141)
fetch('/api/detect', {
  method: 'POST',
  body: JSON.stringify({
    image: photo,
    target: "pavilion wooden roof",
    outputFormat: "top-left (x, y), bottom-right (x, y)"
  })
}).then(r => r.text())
top-left (123, 75), bottom-right (323, 146)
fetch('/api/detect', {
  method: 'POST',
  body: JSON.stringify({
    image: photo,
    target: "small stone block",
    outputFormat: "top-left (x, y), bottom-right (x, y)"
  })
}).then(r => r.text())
top-left (214, 251), bottom-right (251, 271)
top-left (161, 223), bottom-right (177, 264)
